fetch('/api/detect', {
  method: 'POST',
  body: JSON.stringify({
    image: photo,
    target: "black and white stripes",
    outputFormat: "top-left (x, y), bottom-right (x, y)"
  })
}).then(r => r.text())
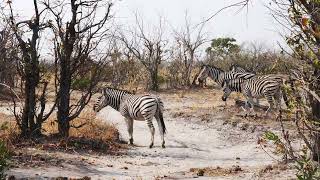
top-left (221, 77), bottom-right (287, 116)
top-left (93, 87), bottom-right (166, 148)
top-left (197, 64), bottom-right (289, 116)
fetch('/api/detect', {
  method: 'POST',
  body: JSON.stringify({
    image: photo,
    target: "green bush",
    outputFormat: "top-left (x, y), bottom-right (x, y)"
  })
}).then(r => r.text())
top-left (71, 78), bottom-right (91, 90)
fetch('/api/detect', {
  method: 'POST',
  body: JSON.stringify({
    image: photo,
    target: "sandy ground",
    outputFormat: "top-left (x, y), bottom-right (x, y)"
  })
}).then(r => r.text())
top-left (6, 89), bottom-right (296, 179)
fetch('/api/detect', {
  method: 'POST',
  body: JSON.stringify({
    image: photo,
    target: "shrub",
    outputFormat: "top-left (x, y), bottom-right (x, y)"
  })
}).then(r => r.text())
top-left (71, 77), bottom-right (91, 91)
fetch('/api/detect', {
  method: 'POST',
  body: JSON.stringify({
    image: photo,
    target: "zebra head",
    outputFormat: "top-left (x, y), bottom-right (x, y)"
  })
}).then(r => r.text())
top-left (197, 65), bottom-right (210, 84)
top-left (230, 64), bottom-right (246, 73)
top-left (93, 91), bottom-right (107, 112)
top-left (221, 80), bottom-right (232, 101)
top-left (197, 65), bottom-right (223, 84)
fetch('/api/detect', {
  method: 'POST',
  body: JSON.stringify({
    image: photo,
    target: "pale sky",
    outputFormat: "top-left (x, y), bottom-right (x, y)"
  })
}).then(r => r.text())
top-left (8, 0), bottom-right (286, 49)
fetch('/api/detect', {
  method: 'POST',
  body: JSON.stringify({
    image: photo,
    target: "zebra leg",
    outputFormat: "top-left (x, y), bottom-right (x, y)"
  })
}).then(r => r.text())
top-left (274, 92), bottom-right (282, 113)
top-left (126, 118), bottom-right (134, 145)
top-left (146, 118), bottom-right (155, 148)
top-left (265, 95), bottom-right (274, 117)
top-left (155, 115), bottom-right (165, 148)
top-left (247, 97), bottom-right (256, 117)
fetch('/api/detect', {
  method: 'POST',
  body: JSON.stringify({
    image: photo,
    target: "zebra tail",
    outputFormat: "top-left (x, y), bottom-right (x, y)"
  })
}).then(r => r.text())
top-left (157, 98), bottom-right (167, 134)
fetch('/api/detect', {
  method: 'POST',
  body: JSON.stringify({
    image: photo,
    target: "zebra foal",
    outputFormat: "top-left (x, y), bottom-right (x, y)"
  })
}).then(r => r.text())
top-left (93, 87), bottom-right (166, 148)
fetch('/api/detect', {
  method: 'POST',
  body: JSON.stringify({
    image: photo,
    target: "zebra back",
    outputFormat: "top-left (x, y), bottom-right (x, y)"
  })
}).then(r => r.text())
top-left (217, 72), bottom-right (255, 87)
top-left (241, 77), bottom-right (281, 97)
top-left (255, 74), bottom-right (288, 84)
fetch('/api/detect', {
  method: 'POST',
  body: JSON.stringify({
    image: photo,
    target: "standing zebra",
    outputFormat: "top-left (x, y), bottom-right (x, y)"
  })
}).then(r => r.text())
top-left (221, 78), bottom-right (288, 116)
top-left (93, 87), bottom-right (166, 148)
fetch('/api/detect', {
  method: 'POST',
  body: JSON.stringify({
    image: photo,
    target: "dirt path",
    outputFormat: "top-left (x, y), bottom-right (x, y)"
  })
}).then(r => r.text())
top-left (7, 90), bottom-right (295, 179)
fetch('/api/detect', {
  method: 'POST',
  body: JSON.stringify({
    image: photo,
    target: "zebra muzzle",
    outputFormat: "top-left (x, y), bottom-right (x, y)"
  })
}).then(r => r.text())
top-left (221, 96), bottom-right (227, 101)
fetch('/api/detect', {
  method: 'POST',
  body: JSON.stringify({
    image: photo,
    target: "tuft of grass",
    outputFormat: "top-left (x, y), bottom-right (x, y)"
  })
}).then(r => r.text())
top-left (190, 166), bottom-right (243, 177)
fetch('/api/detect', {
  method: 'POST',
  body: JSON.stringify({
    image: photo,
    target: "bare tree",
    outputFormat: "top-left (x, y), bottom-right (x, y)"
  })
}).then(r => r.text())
top-left (6, 0), bottom-right (55, 137)
top-left (43, 0), bottom-right (114, 137)
top-left (120, 14), bottom-right (167, 91)
top-left (173, 14), bottom-right (206, 87)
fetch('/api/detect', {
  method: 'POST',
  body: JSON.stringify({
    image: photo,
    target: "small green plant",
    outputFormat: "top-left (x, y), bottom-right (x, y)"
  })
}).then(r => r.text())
top-left (295, 147), bottom-right (320, 180)
top-left (264, 131), bottom-right (286, 155)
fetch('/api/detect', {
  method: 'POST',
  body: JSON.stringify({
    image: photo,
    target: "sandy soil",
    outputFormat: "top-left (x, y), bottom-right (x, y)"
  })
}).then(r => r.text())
top-left (5, 89), bottom-right (296, 179)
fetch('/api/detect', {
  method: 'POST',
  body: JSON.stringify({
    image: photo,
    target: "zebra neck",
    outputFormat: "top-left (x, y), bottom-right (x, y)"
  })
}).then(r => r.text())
top-left (107, 93), bottom-right (128, 111)
top-left (209, 69), bottom-right (222, 81)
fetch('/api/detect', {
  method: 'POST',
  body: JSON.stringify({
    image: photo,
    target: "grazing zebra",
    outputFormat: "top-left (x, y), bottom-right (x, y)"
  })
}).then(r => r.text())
top-left (93, 87), bottom-right (166, 148)
top-left (229, 64), bottom-right (247, 73)
top-left (221, 78), bottom-right (288, 116)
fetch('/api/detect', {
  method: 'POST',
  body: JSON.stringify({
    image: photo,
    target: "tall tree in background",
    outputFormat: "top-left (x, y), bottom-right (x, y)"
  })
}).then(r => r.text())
top-left (120, 14), bottom-right (167, 91)
top-left (205, 37), bottom-right (240, 62)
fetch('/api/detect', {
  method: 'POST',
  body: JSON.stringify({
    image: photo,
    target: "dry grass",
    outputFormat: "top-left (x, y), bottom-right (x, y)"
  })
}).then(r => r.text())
top-left (190, 165), bottom-right (244, 177)
top-left (0, 109), bottom-right (122, 154)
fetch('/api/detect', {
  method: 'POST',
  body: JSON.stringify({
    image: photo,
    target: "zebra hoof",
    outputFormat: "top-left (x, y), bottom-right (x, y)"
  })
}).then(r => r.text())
top-left (129, 138), bottom-right (133, 145)
top-left (149, 143), bottom-right (154, 148)
top-left (162, 144), bottom-right (166, 148)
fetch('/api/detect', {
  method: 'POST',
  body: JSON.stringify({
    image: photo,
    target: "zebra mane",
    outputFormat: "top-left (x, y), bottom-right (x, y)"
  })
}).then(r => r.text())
top-left (103, 87), bottom-right (134, 94)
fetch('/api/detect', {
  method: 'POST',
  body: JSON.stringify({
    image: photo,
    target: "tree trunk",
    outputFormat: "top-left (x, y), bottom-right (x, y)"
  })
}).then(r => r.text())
top-left (57, 58), bottom-right (71, 137)
top-left (150, 71), bottom-right (159, 91)
top-left (21, 64), bottom-right (39, 137)
top-left (183, 66), bottom-right (192, 87)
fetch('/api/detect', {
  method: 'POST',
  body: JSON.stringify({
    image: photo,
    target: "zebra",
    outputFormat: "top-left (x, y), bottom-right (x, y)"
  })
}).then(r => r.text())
top-left (229, 64), bottom-right (247, 73)
top-left (221, 78), bottom-right (289, 116)
top-left (93, 87), bottom-right (166, 148)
